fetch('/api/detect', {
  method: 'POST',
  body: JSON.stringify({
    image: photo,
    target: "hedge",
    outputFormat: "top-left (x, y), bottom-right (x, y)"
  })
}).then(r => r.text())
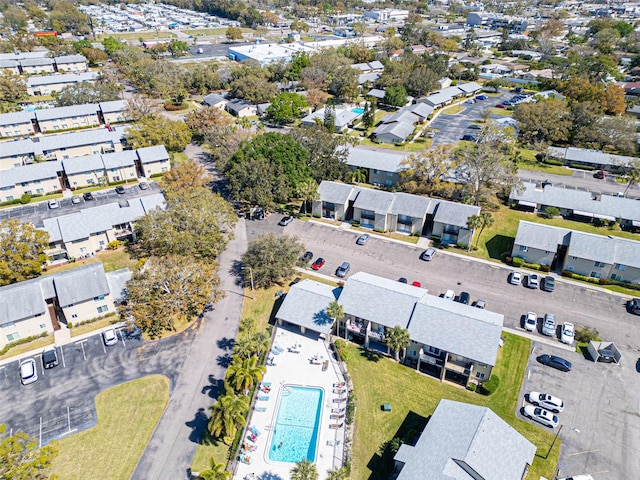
top-left (543, 159), bottom-right (564, 166)
top-left (570, 163), bottom-right (595, 171)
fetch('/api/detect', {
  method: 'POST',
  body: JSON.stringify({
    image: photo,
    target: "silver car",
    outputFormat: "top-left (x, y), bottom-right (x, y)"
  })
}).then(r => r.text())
top-left (529, 391), bottom-right (564, 413)
top-left (523, 405), bottom-right (559, 428)
top-left (541, 313), bottom-right (556, 336)
top-left (102, 328), bottom-right (118, 346)
top-left (20, 359), bottom-right (38, 385)
top-left (421, 248), bottom-right (436, 261)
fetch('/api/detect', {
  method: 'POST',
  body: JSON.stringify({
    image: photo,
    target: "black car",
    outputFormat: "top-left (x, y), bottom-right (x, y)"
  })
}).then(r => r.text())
top-left (461, 134), bottom-right (478, 141)
top-left (398, 277), bottom-right (408, 283)
top-left (278, 216), bottom-right (293, 226)
top-left (542, 276), bottom-right (555, 292)
top-left (455, 292), bottom-right (471, 305)
top-left (83, 192), bottom-right (95, 201)
top-left (627, 298), bottom-right (640, 315)
top-left (301, 251), bottom-right (313, 263)
top-left (42, 347), bottom-right (59, 369)
top-left (537, 354), bottom-right (572, 372)
top-left (115, 186), bottom-right (126, 194)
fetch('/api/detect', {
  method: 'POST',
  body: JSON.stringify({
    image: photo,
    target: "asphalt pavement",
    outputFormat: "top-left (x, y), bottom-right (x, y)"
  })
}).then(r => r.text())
top-left (519, 169), bottom-right (640, 199)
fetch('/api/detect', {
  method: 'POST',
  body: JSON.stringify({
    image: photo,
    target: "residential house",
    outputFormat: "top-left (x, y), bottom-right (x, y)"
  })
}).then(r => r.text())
top-left (0, 161), bottom-right (62, 202)
top-left (226, 98), bottom-right (257, 117)
top-left (301, 107), bottom-right (361, 132)
top-left (203, 93), bottom-right (229, 110)
top-left (352, 188), bottom-right (395, 230)
top-left (409, 45), bottom-right (427, 55)
top-left (389, 192), bottom-right (431, 234)
top-left (0, 263), bottom-right (120, 348)
top-left (26, 71), bottom-right (99, 96)
top-left (372, 121), bottom-right (415, 144)
top-left (62, 154), bottom-right (108, 188)
top-left (0, 59), bottom-right (20, 75)
top-left (512, 221), bottom-right (640, 283)
top-left (36, 103), bottom-right (101, 133)
top-left (547, 146), bottom-right (634, 171)
top-left (509, 182), bottom-right (640, 229)
top-left (345, 147), bottom-right (407, 186)
top-left (314, 180), bottom-right (357, 221)
top-left (373, 103), bottom-right (433, 144)
top-left (137, 145), bottom-right (170, 177)
top-left (363, 8), bottom-right (409, 22)
top-left (417, 89), bottom-right (460, 108)
top-left (99, 100), bottom-right (129, 124)
top-left (101, 150), bottom-right (138, 183)
top-left (457, 81), bottom-right (482, 96)
top-left (366, 88), bottom-right (386, 101)
top-left (393, 400), bottom-right (536, 480)
top-left (19, 56), bottom-right (55, 75)
top-left (275, 280), bottom-right (340, 336)
top-left (627, 105), bottom-right (640, 118)
top-left (42, 193), bottom-right (165, 260)
top-left (0, 110), bottom-right (36, 139)
top-left (431, 201), bottom-right (480, 246)
top-left (358, 72), bottom-right (381, 86)
top-left (53, 55), bottom-right (88, 72)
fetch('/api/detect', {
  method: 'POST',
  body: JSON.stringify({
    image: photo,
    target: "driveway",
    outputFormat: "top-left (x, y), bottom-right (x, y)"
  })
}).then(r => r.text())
top-left (521, 342), bottom-right (640, 480)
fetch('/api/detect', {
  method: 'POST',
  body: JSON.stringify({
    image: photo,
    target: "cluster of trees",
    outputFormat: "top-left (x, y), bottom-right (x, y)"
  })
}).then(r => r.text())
top-left (0, 220), bottom-right (49, 287)
top-left (123, 159), bottom-right (237, 338)
top-left (125, 115), bottom-right (193, 152)
top-left (1, 0), bottom-right (89, 35)
top-left (0, 423), bottom-right (58, 479)
top-left (242, 234), bottom-right (305, 289)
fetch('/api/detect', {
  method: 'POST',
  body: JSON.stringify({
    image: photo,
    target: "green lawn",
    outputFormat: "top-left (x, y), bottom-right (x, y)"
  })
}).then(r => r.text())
top-left (51, 375), bottom-right (169, 480)
top-left (441, 105), bottom-right (465, 115)
top-left (354, 136), bottom-right (431, 152)
top-left (44, 248), bottom-right (138, 276)
top-left (97, 31), bottom-right (177, 41)
top-left (0, 335), bottom-right (54, 359)
top-left (346, 333), bottom-right (559, 480)
top-left (516, 148), bottom-right (573, 176)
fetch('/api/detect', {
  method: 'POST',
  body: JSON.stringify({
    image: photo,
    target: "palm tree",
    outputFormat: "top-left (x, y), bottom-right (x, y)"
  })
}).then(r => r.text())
top-left (297, 179), bottom-right (319, 215)
top-left (290, 459), bottom-right (319, 480)
top-left (326, 466), bottom-right (349, 480)
top-left (326, 300), bottom-right (345, 338)
top-left (623, 164), bottom-right (640, 197)
top-left (197, 458), bottom-right (231, 480)
top-left (351, 168), bottom-right (368, 184)
top-left (467, 212), bottom-right (494, 250)
top-left (224, 355), bottom-right (266, 394)
top-left (385, 326), bottom-right (411, 362)
top-left (207, 393), bottom-right (249, 445)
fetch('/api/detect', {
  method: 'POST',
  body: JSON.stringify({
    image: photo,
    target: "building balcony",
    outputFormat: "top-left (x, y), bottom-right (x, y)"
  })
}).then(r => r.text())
top-left (346, 322), bottom-right (365, 335)
top-left (419, 353), bottom-right (443, 366)
top-left (368, 330), bottom-right (385, 341)
top-left (445, 360), bottom-right (472, 375)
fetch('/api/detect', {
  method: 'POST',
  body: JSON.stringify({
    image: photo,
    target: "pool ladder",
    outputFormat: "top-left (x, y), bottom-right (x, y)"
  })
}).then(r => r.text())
top-left (282, 386), bottom-right (292, 396)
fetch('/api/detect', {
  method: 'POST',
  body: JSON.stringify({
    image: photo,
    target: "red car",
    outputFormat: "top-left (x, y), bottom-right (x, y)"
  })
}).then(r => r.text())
top-left (412, 281), bottom-right (421, 287)
top-left (311, 258), bottom-right (325, 270)
top-left (594, 170), bottom-right (605, 179)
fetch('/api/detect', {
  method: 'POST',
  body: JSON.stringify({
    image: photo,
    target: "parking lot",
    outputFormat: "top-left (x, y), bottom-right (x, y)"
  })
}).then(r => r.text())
top-left (520, 342), bottom-right (640, 480)
top-left (430, 91), bottom-right (512, 146)
top-left (0, 326), bottom-right (186, 446)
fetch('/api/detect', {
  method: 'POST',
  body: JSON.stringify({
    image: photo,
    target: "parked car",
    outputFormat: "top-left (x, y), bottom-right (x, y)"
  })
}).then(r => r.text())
top-left (594, 170), bottom-right (605, 179)
top-left (356, 233), bottom-right (370, 245)
top-left (412, 281), bottom-right (422, 287)
top-left (115, 186), bottom-right (126, 194)
top-left (527, 273), bottom-right (540, 289)
top-left (542, 276), bottom-right (555, 292)
top-left (47, 200), bottom-right (60, 209)
top-left (537, 354), bottom-right (572, 372)
top-left (421, 248), bottom-right (436, 261)
top-left (102, 328), bottom-right (118, 346)
top-left (561, 322), bottom-right (575, 345)
top-left (496, 104), bottom-right (508, 109)
top-left (541, 313), bottom-right (556, 336)
top-left (71, 195), bottom-right (82, 204)
top-left (456, 292), bottom-right (471, 305)
top-left (461, 134), bottom-right (478, 141)
top-left (510, 271), bottom-right (522, 285)
top-left (83, 192), bottom-right (95, 201)
top-left (301, 251), bottom-right (313, 263)
top-left (138, 181), bottom-right (150, 190)
top-left (528, 391), bottom-right (564, 413)
top-left (278, 216), bottom-right (293, 226)
top-left (627, 298), bottom-right (640, 315)
top-left (475, 94), bottom-right (488, 100)
top-left (468, 124), bottom-right (482, 130)
top-left (523, 405), bottom-right (558, 428)
top-left (42, 347), bottom-right (59, 369)
top-left (465, 99), bottom-right (476, 104)
top-left (311, 258), bottom-right (325, 270)
top-left (542, 179), bottom-right (553, 188)
top-left (443, 289), bottom-right (455, 300)
top-left (398, 277), bottom-right (408, 283)
top-left (336, 262), bottom-right (350, 278)
top-left (473, 299), bottom-right (486, 309)
top-left (20, 359), bottom-right (38, 385)
top-left (524, 312), bottom-right (537, 332)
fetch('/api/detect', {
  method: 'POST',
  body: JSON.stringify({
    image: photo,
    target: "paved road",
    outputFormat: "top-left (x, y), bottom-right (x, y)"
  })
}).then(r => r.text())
top-left (519, 168), bottom-right (640, 199)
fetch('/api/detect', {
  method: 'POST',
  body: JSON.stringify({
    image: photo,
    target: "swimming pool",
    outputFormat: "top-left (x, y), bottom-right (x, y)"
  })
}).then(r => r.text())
top-left (352, 107), bottom-right (365, 115)
top-left (268, 385), bottom-right (323, 463)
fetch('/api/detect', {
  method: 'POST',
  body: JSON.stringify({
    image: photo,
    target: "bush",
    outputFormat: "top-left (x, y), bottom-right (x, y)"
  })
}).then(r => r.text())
top-left (543, 159), bottom-right (564, 166)
top-left (511, 257), bottom-right (525, 267)
top-left (108, 240), bottom-right (121, 250)
top-left (373, 228), bottom-right (385, 233)
top-left (543, 206), bottom-right (560, 218)
top-left (570, 163), bottom-right (595, 171)
top-left (540, 265), bottom-right (550, 273)
top-left (575, 326), bottom-right (601, 343)
top-left (346, 395), bottom-right (356, 425)
top-left (164, 102), bottom-right (186, 111)
top-left (467, 383), bottom-right (477, 392)
top-left (333, 339), bottom-right (349, 362)
top-left (0, 332), bottom-right (48, 356)
top-left (478, 374), bottom-right (499, 396)
top-left (352, 221), bottom-right (360, 227)
top-left (20, 193), bottom-right (32, 204)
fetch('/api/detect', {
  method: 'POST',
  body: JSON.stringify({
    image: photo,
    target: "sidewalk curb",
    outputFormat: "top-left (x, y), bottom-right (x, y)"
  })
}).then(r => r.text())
top-left (502, 327), bottom-right (575, 352)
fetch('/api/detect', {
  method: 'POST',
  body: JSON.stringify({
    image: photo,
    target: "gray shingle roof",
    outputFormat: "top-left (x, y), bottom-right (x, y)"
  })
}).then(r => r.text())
top-left (367, 88), bottom-right (386, 99)
top-left (53, 55), bottom-right (87, 65)
top-left (27, 72), bottom-right (98, 88)
top-left (353, 187), bottom-right (395, 214)
top-left (203, 93), bottom-right (228, 107)
top-left (346, 147), bottom-right (407, 174)
top-left (380, 111), bottom-right (420, 125)
top-left (404, 102), bottom-right (434, 119)
top-left (99, 100), bottom-right (128, 114)
top-left (35, 103), bottom-right (99, 121)
top-left (101, 150), bottom-right (137, 169)
top-left (106, 268), bottom-right (132, 303)
top-left (358, 72), bottom-right (380, 84)
top-left (62, 154), bottom-right (105, 175)
top-left (368, 60), bottom-right (384, 70)
top-left (433, 201), bottom-right (480, 228)
top-left (0, 281), bottom-right (46, 324)
top-left (457, 81), bottom-right (482, 93)
top-left (20, 57), bottom-right (54, 67)
top-left (0, 110), bottom-right (35, 127)
top-left (373, 121), bottom-right (415, 142)
top-left (408, 295), bottom-right (503, 366)
top-left (317, 181), bottom-right (356, 205)
top-left (390, 192), bottom-right (431, 219)
top-left (547, 146), bottom-right (634, 168)
top-left (54, 262), bottom-right (110, 307)
top-left (136, 145), bottom-right (169, 164)
top-left (0, 161), bottom-right (62, 189)
top-left (394, 400), bottom-right (536, 480)
top-left (338, 272), bottom-right (427, 328)
top-left (275, 280), bottom-right (340, 334)
top-left (513, 221), bottom-right (568, 253)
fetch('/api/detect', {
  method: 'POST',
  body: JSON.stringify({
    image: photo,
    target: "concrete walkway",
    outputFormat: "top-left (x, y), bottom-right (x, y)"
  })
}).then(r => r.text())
top-left (132, 217), bottom-right (248, 480)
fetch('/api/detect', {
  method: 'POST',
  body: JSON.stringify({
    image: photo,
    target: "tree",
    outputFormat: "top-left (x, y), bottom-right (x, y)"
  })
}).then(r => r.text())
top-left (102, 36), bottom-right (126, 56)
top-left (484, 78), bottom-right (508, 92)
top-left (290, 20), bottom-right (309, 33)
top-left (207, 392), bottom-right (249, 445)
top-left (323, 103), bottom-right (336, 132)
top-left (125, 115), bottom-right (192, 152)
top-left (225, 355), bottom-right (266, 394)
top-left (290, 127), bottom-right (350, 182)
top-left (186, 106), bottom-right (233, 139)
top-left (399, 145), bottom-right (456, 197)
top-left (168, 39), bottom-right (189, 57)
top-left (296, 179), bottom-right (319, 215)
top-left (229, 70), bottom-right (278, 105)
top-left (385, 326), bottom-right (411, 362)
top-left (328, 65), bottom-right (359, 102)
top-left (0, 424), bottom-right (58, 480)
top-left (623, 160), bottom-right (640, 197)
top-left (326, 300), bottom-right (345, 338)
top-left (266, 92), bottom-right (308, 125)
top-left (467, 212), bottom-right (494, 250)
top-left (135, 188), bottom-right (236, 260)
top-left (351, 168), bottom-right (367, 184)
top-left (326, 467), bottom-right (349, 480)
top-left (0, 71), bottom-right (27, 105)
top-left (80, 47), bottom-right (108, 66)
top-left (197, 458), bottom-right (231, 480)
top-left (123, 255), bottom-right (220, 338)
top-left (49, 1), bottom-right (90, 34)
top-left (2, 6), bottom-right (29, 32)
top-left (383, 85), bottom-right (408, 107)
top-left (56, 81), bottom-right (122, 107)
top-left (225, 27), bottom-right (243, 42)
top-left (513, 99), bottom-right (571, 146)
top-left (362, 102), bottom-right (375, 129)
top-left (0, 220), bottom-right (49, 287)
top-left (291, 459), bottom-right (319, 480)
top-left (601, 84), bottom-right (626, 116)
top-left (234, 320), bottom-right (271, 359)
top-left (160, 157), bottom-right (214, 194)
top-left (243, 234), bottom-right (305, 288)
top-left (287, 52), bottom-right (311, 81)
top-left (594, 116), bottom-right (637, 154)
top-left (125, 95), bottom-right (157, 121)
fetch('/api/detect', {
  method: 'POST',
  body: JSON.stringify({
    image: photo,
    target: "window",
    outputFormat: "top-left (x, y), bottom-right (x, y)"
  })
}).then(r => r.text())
top-left (39, 324), bottom-right (46, 329)
top-left (97, 305), bottom-right (108, 314)
top-left (71, 314), bottom-right (78, 319)
top-left (475, 372), bottom-right (485, 379)
top-left (99, 240), bottom-right (105, 246)
top-left (611, 274), bottom-right (621, 281)
top-left (590, 272), bottom-right (601, 279)
top-left (594, 261), bottom-right (606, 268)
top-left (427, 346), bottom-right (441, 356)
top-left (571, 256), bottom-right (577, 260)
top-left (519, 246), bottom-right (528, 252)
top-left (1, 322), bottom-right (16, 329)
top-left (567, 266), bottom-right (574, 272)
top-left (615, 264), bottom-right (626, 271)
top-left (6, 332), bottom-right (20, 342)
top-left (386, 172), bottom-right (394, 177)
top-left (94, 295), bottom-right (105, 301)
top-left (385, 180), bottom-right (392, 186)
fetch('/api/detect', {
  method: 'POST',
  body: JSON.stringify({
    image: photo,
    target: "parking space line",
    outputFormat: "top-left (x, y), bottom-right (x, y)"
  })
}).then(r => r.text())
top-left (119, 329), bottom-right (126, 347)
top-left (59, 345), bottom-right (66, 368)
top-left (78, 341), bottom-right (87, 361)
top-left (567, 449), bottom-right (600, 456)
top-left (101, 339), bottom-right (107, 354)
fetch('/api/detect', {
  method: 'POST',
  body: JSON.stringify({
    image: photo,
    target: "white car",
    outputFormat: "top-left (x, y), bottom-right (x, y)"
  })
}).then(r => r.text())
top-left (527, 273), bottom-right (540, 289)
top-left (443, 289), bottom-right (455, 300)
top-left (510, 271), bottom-right (522, 285)
top-left (48, 200), bottom-right (60, 209)
top-left (529, 391), bottom-right (564, 413)
top-left (523, 405), bottom-right (559, 428)
top-left (20, 358), bottom-right (38, 385)
top-left (561, 322), bottom-right (575, 345)
top-left (102, 328), bottom-right (118, 346)
top-left (524, 312), bottom-right (537, 332)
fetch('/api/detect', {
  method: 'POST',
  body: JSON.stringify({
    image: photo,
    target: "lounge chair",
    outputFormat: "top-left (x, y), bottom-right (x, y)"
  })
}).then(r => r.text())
top-left (261, 382), bottom-right (272, 387)
top-left (329, 422), bottom-right (344, 429)
top-left (239, 454), bottom-right (252, 465)
top-left (249, 425), bottom-right (261, 436)
top-left (247, 433), bottom-right (258, 443)
top-left (331, 407), bottom-right (345, 414)
top-left (327, 439), bottom-right (341, 446)
top-left (333, 382), bottom-right (345, 388)
top-left (258, 395), bottom-right (270, 401)
top-left (254, 406), bottom-right (267, 412)
top-left (333, 397), bottom-right (346, 403)
top-left (333, 388), bottom-right (346, 394)
top-left (330, 413), bottom-right (344, 420)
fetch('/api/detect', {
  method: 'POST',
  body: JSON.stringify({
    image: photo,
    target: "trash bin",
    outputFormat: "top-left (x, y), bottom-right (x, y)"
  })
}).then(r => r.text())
top-left (382, 403), bottom-right (392, 412)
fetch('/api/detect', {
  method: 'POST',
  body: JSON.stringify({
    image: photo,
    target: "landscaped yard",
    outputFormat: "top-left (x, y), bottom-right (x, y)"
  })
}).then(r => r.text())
top-left (354, 136), bottom-right (431, 152)
top-left (441, 104), bottom-right (465, 115)
top-left (345, 332), bottom-right (559, 480)
top-left (44, 248), bottom-right (138, 276)
top-left (516, 148), bottom-right (573, 176)
top-left (51, 375), bottom-right (169, 480)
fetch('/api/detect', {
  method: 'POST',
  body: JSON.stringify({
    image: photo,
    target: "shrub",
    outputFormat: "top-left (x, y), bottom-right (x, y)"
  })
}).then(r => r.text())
top-left (523, 262), bottom-right (542, 271)
top-left (570, 163), bottom-right (595, 171)
top-left (540, 265), bottom-right (550, 273)
top-left (352, 221), bottom-right (360, 227)
top-left (333, 339), bottom-right (349, 362)
top-left (575, 326), bottom-right (601, 343)
top-left (0, 332), bottom-right (48, 356)
top-left (543, 159), bottom-right (564, 166)
top-left (373, 228), bottom-right (385, 233)
top-left (108, 240), bottom-right (122, 250)
top-left (543, 206), bottom-right (560, 218)
top-left (164, 102), bottom-right (185, 111)
top-left (478, 374), bottom-right (499, 396)
top-left (467, 383), bottom-right (477, 392)
top-left (313, 213), bottom-right (321, 218)
top-left (346, 395), bottom-right (356, 425)
top-left (20, 193), bottom-right (32, 204)
top-left (511, 257), bottom-right (525, 267)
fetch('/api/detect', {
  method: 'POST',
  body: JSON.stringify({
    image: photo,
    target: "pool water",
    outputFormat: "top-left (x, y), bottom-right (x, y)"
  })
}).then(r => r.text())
top-left (352, 107), bottom-right (365, 115)
top-left (268, 385), bottom-right (323, 463)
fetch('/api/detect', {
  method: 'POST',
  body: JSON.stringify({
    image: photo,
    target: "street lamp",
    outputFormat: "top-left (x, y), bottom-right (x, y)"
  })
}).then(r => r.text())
top-left (242, 265), bottom-right (254, 300)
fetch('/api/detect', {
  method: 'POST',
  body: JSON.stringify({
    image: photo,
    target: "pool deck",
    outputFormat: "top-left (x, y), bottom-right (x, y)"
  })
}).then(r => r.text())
top-left (234, 327), bottom-right (346, 480)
